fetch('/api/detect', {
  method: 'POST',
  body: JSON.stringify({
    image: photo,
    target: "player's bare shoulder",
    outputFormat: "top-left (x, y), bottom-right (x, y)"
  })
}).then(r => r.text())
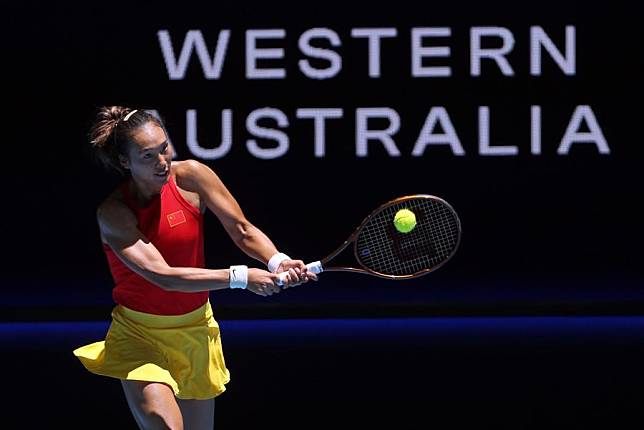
top-left (97, 187), bottom-right (126, 219)
top-left (173, 159), bottom-right (208, 179)
top-left (96, 187), bottom-right (136, 239)
top-left (173, 159), bottom-right (219, 191)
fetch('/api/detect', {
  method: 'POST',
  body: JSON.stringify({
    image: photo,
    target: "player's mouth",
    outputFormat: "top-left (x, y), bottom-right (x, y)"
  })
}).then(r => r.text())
top-left (155, 170), bottom-right (169, 178)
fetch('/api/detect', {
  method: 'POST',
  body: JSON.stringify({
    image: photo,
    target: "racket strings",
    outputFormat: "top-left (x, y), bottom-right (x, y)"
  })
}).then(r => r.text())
top-left (355, 198), bottom-right (460, 276)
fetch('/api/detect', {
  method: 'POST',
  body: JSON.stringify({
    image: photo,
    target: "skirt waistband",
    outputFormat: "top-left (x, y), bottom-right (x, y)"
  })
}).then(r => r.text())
top-left (112, 300), bottom-right (213, 329)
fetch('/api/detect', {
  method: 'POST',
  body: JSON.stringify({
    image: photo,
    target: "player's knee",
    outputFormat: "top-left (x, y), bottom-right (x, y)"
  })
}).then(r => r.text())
top-left (140, 405), bottom-right (183, 430)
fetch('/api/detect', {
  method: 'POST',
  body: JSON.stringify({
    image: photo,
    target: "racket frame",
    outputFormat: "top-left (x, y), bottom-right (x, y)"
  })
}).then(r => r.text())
top-left (319, 194), bottom-right (461, 280)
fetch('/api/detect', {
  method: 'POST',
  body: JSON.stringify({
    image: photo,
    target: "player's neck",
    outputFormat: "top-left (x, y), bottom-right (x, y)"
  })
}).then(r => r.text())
top-left (129, 177), bottom-right (164, 206)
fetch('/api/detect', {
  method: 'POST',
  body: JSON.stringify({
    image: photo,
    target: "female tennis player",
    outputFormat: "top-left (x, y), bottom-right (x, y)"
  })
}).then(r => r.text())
top-left (74, 106), bottom-right (316, 430)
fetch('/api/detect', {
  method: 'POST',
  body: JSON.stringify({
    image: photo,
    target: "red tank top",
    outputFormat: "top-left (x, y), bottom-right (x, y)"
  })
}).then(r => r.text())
top-left (102, 176), bottom-right (209, 315)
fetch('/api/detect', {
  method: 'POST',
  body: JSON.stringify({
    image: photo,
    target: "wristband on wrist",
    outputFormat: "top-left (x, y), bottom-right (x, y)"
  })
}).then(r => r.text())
top-left (229, 265), bottom-right (248, 289)
top-left (267, 252), bottom-right (291, 273)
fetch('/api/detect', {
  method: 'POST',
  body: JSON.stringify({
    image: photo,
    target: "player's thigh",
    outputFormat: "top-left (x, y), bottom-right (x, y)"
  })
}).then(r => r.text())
top-left (121, 380), bottom-right (183, 430)
top-left (176, 397), bottom-right (215, 430)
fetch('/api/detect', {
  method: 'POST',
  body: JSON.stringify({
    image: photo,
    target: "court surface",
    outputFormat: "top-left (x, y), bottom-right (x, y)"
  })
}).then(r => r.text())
top-left (3, 315), bottom-right (644, 429)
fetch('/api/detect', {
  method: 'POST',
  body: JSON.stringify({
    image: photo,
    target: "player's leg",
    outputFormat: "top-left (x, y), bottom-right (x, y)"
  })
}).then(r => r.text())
top-left (121, 380), bottom-right (184, 430)
top-left (176, 398), bottom-right (215, 430)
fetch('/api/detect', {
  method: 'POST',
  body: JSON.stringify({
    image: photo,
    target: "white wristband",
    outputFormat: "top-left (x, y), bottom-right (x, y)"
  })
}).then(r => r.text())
top-left (229, 265), bottom-right (248, 289)
top-left (267, 252), bottom-right (291, 274)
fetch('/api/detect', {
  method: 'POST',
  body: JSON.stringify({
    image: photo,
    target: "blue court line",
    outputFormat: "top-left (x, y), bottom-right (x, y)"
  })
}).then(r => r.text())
top-left (3, 316), bottom-right (644, 348)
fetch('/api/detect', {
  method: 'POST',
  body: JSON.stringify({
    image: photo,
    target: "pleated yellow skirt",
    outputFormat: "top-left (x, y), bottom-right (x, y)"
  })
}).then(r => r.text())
top-left (73, 301), bottom-right (230, 400)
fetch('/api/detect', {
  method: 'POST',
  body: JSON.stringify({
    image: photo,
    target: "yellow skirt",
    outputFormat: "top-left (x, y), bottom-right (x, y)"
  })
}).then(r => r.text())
top-left (73, 301), bottom-right (230, 400)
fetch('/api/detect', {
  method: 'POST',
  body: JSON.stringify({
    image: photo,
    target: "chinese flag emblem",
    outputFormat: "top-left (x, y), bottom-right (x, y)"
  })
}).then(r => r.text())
top-left (167, 210), bottom-right (187, 227)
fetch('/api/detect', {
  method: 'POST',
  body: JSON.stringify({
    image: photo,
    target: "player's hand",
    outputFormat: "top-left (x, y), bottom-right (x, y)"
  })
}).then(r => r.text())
top-left (277, 259), bottom-right (318, 289)
top-left (246, 268), bottom-right (281, 297)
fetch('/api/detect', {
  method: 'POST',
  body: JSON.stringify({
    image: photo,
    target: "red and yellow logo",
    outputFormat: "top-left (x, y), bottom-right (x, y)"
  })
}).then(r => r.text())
top-left (167, 210), bottom-right (187, 227)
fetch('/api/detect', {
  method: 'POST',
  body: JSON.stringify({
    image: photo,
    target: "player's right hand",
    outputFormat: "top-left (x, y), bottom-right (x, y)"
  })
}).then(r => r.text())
top-left (246, 268), bottom-right (281, 297)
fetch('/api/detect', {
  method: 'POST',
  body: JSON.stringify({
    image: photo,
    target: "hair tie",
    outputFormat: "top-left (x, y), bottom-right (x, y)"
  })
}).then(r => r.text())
top-left (123, 109), bottom-right (138, 121)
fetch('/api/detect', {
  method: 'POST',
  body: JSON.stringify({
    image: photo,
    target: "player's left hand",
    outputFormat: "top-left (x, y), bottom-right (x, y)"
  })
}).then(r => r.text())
top-left (277, 259), bottom-right (318, 288)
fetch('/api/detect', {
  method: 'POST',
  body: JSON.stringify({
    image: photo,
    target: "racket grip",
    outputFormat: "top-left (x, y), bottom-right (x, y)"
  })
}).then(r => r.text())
top-left (276, 261), bottom-right (323, 286)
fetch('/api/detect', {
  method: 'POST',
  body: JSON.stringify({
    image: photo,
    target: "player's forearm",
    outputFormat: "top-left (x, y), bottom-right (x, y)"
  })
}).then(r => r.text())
top-left (148, 266), bottom-right (232, 292)
top-left (232, 223), bottom-right (279, 265)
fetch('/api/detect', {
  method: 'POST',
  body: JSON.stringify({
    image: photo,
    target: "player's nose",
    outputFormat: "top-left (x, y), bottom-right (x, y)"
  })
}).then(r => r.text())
top-left (157, 153), bottom-right (168, 167)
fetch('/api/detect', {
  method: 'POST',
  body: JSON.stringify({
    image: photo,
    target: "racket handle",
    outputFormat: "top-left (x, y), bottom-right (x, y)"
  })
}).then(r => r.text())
top-left (276, 261), bottom-right (323, 286)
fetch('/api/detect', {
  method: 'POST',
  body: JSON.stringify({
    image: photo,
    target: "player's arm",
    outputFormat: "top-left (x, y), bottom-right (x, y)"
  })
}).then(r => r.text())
top-left (175, 160), bottom-right (315, 284)
top-left (97, 196), bottom-right (279, 295)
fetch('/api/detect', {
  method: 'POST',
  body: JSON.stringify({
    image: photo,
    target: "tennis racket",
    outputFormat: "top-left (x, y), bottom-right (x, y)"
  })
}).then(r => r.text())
top-left (276, 194), bottom-right (461, 284)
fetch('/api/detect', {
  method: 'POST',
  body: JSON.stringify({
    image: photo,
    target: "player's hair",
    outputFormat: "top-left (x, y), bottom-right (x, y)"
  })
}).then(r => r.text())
top-left (88, 106), bottom-right (165, 174)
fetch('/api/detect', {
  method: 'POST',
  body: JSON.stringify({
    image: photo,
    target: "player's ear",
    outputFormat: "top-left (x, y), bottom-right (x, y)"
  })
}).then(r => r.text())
top-left (118, 154), bottom-right (130, 170)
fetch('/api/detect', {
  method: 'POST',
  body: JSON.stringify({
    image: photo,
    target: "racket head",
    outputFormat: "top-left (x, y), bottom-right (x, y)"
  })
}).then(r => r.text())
top-left (347, 195), bottom-right (461, 279)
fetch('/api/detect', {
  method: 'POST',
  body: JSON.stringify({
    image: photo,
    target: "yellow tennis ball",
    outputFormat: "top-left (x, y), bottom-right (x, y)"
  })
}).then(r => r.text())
top-left (394, 208), bottom-right (416, 233)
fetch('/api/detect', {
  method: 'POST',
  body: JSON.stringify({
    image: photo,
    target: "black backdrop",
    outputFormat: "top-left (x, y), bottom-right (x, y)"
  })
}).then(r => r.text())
top-left (4, 0), bottom-right (643, 319)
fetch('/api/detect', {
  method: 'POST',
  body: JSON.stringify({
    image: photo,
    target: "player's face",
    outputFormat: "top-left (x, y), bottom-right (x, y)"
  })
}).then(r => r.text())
top-left (121, 122), bottom-right (173, 184)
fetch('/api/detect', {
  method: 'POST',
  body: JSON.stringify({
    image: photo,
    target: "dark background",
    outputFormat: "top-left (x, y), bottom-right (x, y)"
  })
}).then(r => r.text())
top-left (2, 1), bottom-right (643, 428)
top-left (4, 0), bottom-right (643, 316)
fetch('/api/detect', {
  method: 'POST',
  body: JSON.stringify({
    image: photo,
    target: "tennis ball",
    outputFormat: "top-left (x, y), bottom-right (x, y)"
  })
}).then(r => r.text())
top-left (394, 208), bottom-right (416, 233)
